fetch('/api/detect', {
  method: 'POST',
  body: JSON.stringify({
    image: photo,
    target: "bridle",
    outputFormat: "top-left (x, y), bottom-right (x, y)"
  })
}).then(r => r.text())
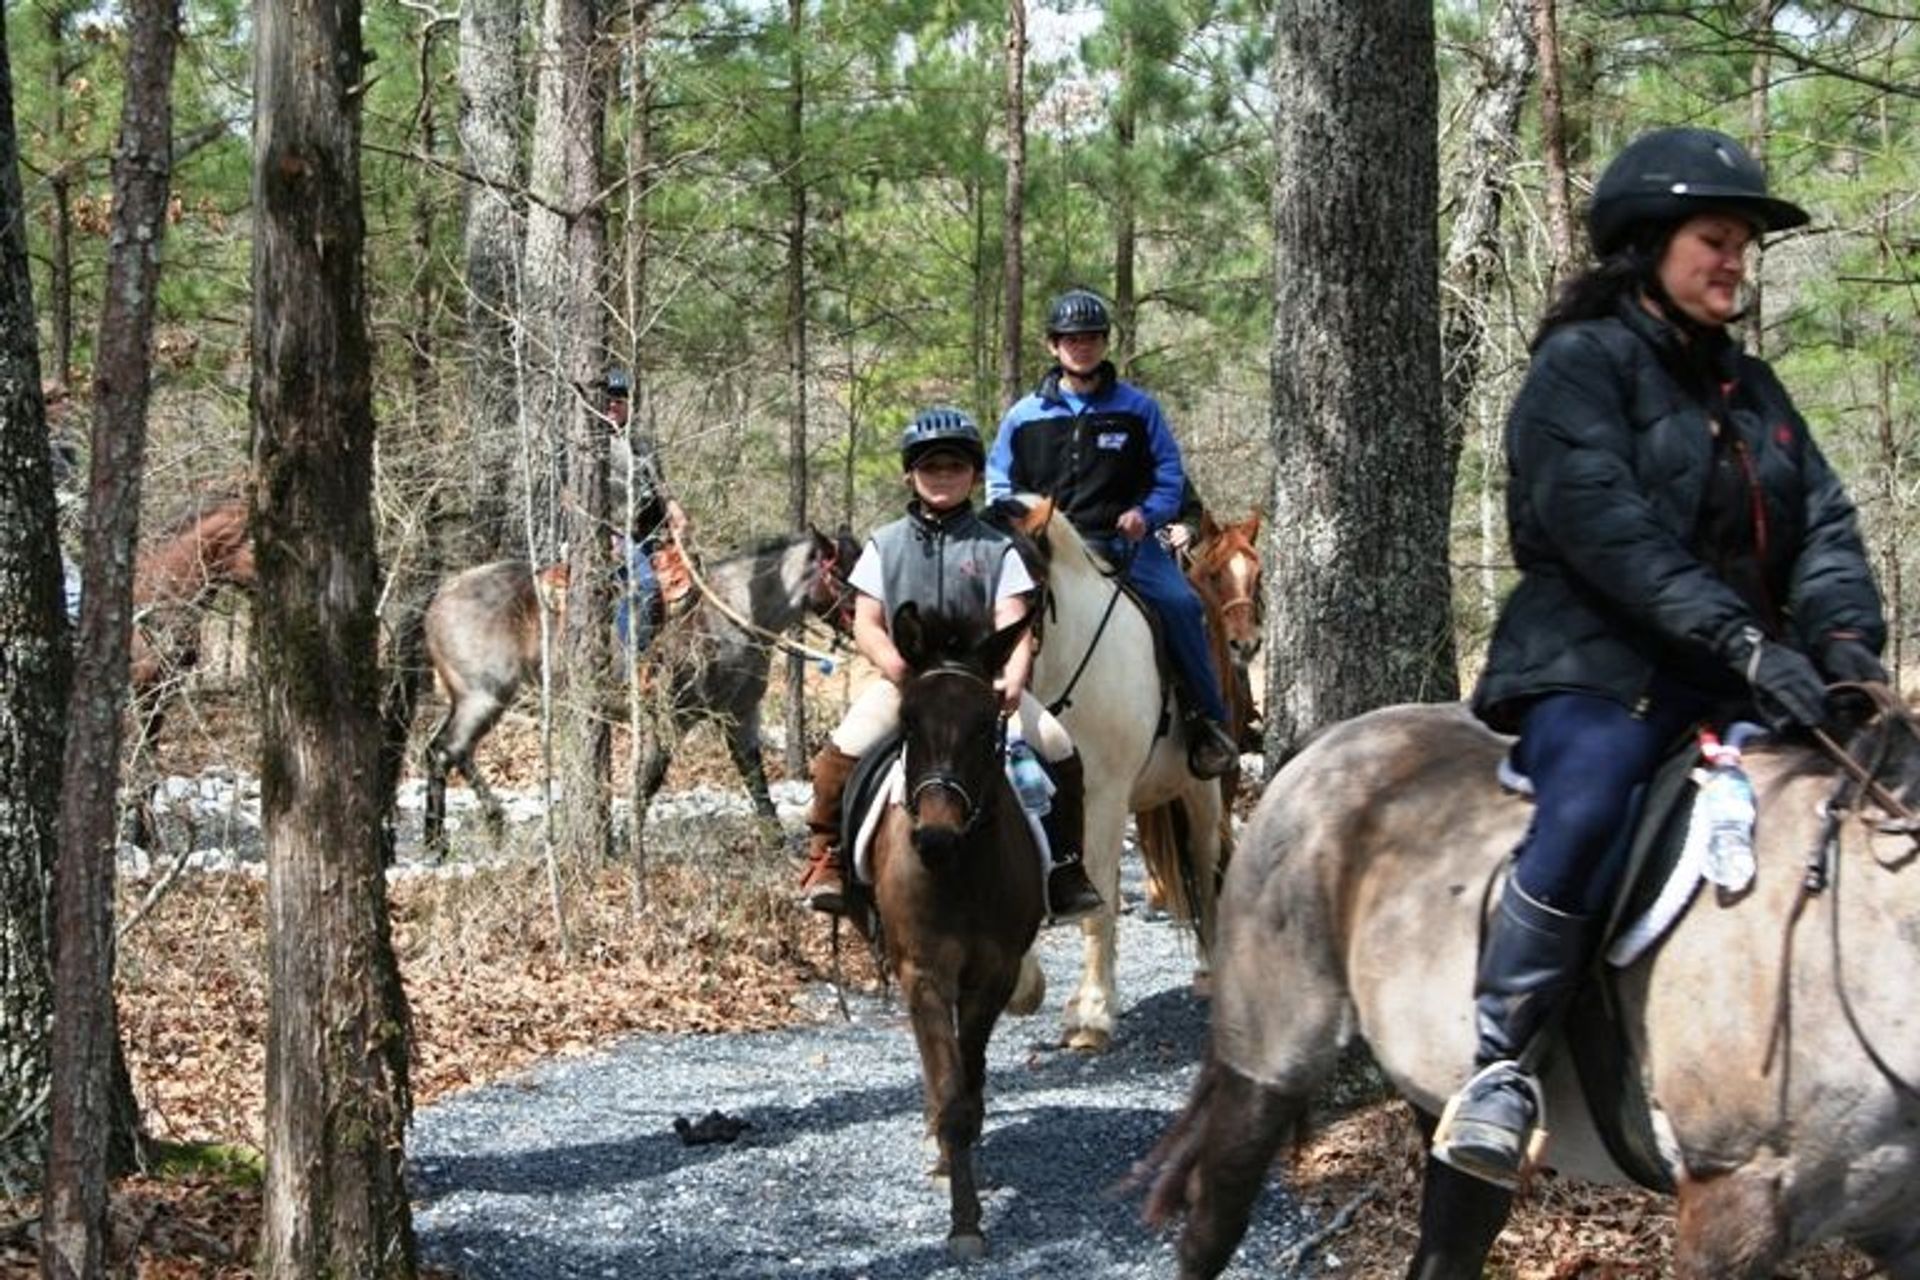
top-left (903, 663), bottom-right (1006, 834)
top-left (808, 537), bottom-right (859, 639)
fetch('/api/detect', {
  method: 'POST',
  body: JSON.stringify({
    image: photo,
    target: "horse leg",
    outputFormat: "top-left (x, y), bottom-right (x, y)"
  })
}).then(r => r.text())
top-left (901, 964), bottom-right (981, 1258)
top-left (1673, 1168), bottom-right (1787, 1280)
top-left (1153, 1056), bottom-right (1301, 1280)
top-left (429, 693), bottom-right (510, 842)
top-left (629, 723), bottom-right (673, 869)
top-left (945, 974), bottom-right (1015, 1260)
top-left (1064, 796), bottom-right (1128, 1052)
top-left (1402, 1113), bottom-right (1512, 1280)
top-left (724, 705), bottom-right (781, 838)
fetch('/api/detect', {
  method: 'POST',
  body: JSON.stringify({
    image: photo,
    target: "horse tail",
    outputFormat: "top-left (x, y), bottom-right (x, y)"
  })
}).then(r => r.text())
top-left (1137, 799), bottom-right (1216, 955)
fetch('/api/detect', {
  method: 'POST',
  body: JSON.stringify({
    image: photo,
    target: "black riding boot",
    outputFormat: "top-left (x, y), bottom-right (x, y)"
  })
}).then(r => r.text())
top-left (1040, 751), bottom-right (1103, 923)
top-left (1430, 878), bottom-right (1596, 1188)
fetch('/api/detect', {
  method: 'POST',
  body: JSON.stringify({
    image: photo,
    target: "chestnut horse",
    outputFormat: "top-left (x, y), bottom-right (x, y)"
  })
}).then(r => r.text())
top-left (857, 602), bottom-right (1044, 1260)
top-left (1142, 699), bottom-right (1920, 1278)
top-left (1183, 510), bottom-right (1263, 759)
top-left (128, 494), bottom-right (255, 703)
top-left (421, 530), bottom-right (850, 854)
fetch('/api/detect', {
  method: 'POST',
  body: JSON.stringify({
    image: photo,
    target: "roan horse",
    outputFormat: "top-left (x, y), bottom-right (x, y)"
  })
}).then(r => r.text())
top-left (1141, 699), bottom-right (1920, 1278)
top-left (421, 529), bottom-right (850, 854)
top-left (856, 602), bottom-right (1044, 1261)
top-left (996, 496), bottom-right (1227, 1051)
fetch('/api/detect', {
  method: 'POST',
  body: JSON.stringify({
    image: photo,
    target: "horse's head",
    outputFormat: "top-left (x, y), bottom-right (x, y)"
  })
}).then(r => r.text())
top-left (1192, 511), bottom-right (1264, 663)
top-left (892, 602), bottom-right (1030, 860)
top-left (804, 525), bottom-right (859, 639)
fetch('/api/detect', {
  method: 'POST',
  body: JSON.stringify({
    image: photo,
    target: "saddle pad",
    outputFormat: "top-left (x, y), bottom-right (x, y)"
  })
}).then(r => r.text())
top-left (842, 743), bottom-right (1053, 894)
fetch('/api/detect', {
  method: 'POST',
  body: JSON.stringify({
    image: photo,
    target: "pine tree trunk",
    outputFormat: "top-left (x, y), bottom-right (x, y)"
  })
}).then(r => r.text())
top-left (783, 0), bottom-right (809, 777)
top-left (251, 2), bottom-right (416, 1272)
top-left (0, 10), bottom-right (65, 1203)
top-left (1265, 0), bottom-right (1452, 759)
top-left (458, 0), bottom-right (526, 563)
top-left (1532, 0), bottom-right (1574, 288)
top-left (999, 0), bottom-right (1027, 408)
top-left (1111, 28), bottom-right (1137, 376)
top-left (525, 0), bottom-right (612, 866)
top-left (42, 2), bottom-right (178, 1272)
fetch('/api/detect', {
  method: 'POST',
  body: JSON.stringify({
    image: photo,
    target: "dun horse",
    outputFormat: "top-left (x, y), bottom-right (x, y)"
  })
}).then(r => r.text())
top-left (857, 602), bottom-right (1045, 1260)
top-left (996, 496), bottom-right (1227, 1051)
top-left (1142, 699), bottom-right (1920, 1279)
top-left (421, 529), bottom-right (849, 853)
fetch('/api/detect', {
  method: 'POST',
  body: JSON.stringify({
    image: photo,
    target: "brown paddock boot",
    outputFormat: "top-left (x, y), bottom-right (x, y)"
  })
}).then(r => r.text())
top-left (1040, 751), bottom-right (1103, 923)
top-left (798, 744), bottom-right (860, 914)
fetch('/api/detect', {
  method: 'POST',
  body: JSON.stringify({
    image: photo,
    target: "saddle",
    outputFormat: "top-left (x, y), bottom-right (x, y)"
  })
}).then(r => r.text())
top-left (1495, 732), bottom-right (1712, 1193)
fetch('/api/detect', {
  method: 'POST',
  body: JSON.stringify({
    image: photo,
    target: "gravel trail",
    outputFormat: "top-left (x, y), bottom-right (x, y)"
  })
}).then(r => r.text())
top-left (408, 863), bottom-right (1320, 1280)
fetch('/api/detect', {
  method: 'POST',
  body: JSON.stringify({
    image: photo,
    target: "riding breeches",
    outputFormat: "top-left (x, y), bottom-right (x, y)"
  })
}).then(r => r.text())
top-left (1508, 687), bottom-right (1706, 916)
top-left (830, 681), bottom-right (1074, 764)
top-left (1089, 533), bottom-right (1230, 724)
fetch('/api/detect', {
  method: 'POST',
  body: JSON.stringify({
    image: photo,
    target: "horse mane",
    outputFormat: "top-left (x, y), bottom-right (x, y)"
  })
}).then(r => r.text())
top-left (983, 496), bottom-right (1052, 587)
top-left (147, 489), bottom-right (248, 542)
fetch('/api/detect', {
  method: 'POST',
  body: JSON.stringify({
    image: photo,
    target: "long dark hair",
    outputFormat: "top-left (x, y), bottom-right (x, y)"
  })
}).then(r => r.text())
top-left (1530, 241), bottom-right (1662, 351)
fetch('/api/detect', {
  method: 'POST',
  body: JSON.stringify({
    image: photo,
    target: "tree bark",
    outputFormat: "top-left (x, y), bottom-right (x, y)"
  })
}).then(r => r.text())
top-left (1743, 0), bottom-right (1778, 359)
top-left (1439, 0), bottom-right (1535, 441)
top-left (1265, 0), bottom-right (1451, 759)
top-left (42, 2), bottom-right (178, 1272)
top-left (999, 0), bottom-right (1027, 408)
top-left (458, 0), bottom-right (526, 563)
top-left (783, 0), bottom-right (809, 777)
top-left (526, 0), bottom-right (612, 865)
top-left (1532, 0), bottom-right (1574, 289)
top-left (1111, 25), bottom-right (1137, 376)
top-left (250, 1), bottom-right (415, 1273)
top-left (0, 9), bottom-right (66, 1202)
top-left (42, 5), bottom-right (77, 393)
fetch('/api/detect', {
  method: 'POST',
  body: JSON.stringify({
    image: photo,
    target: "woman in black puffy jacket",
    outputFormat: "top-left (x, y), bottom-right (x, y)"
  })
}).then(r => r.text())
top-left (1431, 127), bottom-right (1887, 1189)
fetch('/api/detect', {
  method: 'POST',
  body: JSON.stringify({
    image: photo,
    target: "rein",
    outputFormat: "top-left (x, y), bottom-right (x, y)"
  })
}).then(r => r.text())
top-left (1043, 537), bottom-right (1136, 718)
top-left (901, 664), bottom-right (1005, 834)
top-left (669, 525), bottom-right (839, 671)
top-left (1766, 682), bottom-right (1920, 1105)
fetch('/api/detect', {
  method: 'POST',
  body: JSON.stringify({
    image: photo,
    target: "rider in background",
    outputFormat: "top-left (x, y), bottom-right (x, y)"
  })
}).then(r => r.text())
top-left (606, 368), bottom-right (690, 650)
top-left (796, 407), bottom-right (1104, 924)
top-left (986, 288), bottom-right (1239, 780)
top-left (1432, 126), bottom-right (1887, 1188)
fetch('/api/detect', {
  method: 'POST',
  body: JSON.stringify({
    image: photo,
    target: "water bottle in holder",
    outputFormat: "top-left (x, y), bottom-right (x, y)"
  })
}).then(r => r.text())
top-left (1005, 731), bottom-right (1055, 817)
top-left (1691, 724), bottom-right (1760, 892)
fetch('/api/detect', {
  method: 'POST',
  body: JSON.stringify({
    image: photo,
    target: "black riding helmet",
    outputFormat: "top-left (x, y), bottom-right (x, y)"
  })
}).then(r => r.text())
top-left (1046, 289), bottom-right (1112, 337)
top-left (605, 367), bottom-right (632, 400)
top-left (899, 406), bottom-right (986, 472)
top-left (1588, 127), bottom-right (1809, 257)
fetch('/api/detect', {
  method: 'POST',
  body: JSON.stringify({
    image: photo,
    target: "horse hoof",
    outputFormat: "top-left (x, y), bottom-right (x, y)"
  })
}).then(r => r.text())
top-left (1063, 1026), bottom-right (1111, 1054)
top-left (947, 1233), bottom-right (987, 1262)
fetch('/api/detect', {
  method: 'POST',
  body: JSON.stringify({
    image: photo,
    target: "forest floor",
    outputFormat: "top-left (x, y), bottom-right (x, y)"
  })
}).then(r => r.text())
top-left (0, 687), bottom-right (1873, 1279)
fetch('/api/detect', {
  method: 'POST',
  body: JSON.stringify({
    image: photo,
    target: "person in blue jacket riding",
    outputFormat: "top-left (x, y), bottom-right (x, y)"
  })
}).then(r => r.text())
top-left (1431, 126), bottom-right (1887, 1190)
top-left (987, 289), bottom-right (1239, 779)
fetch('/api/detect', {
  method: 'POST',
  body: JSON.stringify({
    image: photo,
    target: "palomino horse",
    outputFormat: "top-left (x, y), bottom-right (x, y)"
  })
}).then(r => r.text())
top-left (858, 602), bottom-right (1044, 1260)
top-left (998, 497), bottom-right (1227, 1052)
top-left (1142, 699), bottom-right (1920, 1279)
top-left (421, 530), bottom-right (850, 854)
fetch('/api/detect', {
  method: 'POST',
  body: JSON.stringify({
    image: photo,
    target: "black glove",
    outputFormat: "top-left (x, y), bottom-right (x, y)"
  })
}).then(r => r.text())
top-left (1818, 634), bottom-right (1888, 686)
top-left (1729, 627), bottom-right (1829, 732)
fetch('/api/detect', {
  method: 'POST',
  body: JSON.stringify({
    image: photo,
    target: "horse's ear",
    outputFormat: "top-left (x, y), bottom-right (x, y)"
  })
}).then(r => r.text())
top-left (975, 613), bottom-right (1033, 679)
top-left (892, 602), bottom-right (926, 670)
top-left (1240, 510), bottom-right (1262, 541)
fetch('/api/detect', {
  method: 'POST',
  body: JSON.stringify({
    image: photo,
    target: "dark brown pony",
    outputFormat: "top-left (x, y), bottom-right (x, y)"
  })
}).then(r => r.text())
top-left (856, 602), bottom-right (1045, 1261)
top-left (421, 530), bottom-right (851, 854)
top-left (1140, 700), bottom-right (1920, 1279)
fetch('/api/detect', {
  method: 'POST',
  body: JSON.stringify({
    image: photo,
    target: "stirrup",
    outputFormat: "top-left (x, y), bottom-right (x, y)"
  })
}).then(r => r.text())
top-left (1430, 1061), bottom-right (1550, 1190)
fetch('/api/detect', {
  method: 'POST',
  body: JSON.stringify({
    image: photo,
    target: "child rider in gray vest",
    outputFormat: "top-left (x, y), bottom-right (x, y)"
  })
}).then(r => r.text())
top-left (796, 406), bottom-right (1104, 924)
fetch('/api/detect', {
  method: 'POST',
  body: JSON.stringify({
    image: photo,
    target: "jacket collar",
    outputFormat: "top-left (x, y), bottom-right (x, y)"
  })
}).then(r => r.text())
top-left (1616, 296), bottom-right (1741, 395)
top-left (907, 499), bottom-right (979, 536)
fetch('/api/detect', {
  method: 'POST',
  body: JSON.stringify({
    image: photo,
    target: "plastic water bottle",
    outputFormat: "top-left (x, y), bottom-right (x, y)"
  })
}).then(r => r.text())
top-left (1005, 734), bottom-right (1055, 817)
top-left (1693, 729), bottom-right (1758, 891)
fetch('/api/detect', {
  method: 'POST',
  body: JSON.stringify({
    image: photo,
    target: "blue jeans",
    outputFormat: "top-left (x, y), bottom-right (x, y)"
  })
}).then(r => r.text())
top-left (615, 545), bottom-right (660, 652)
top-left (1089, 532), bottom-right (1229, 724)
top-left (1509, 687), bottom-right (1707, 916)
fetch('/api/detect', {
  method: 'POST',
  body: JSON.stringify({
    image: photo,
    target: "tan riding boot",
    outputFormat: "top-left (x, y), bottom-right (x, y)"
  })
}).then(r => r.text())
top-left (1040, 751), bottom-right (1103, 923)
top-left (798, 744), bottom-right (860, 914)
